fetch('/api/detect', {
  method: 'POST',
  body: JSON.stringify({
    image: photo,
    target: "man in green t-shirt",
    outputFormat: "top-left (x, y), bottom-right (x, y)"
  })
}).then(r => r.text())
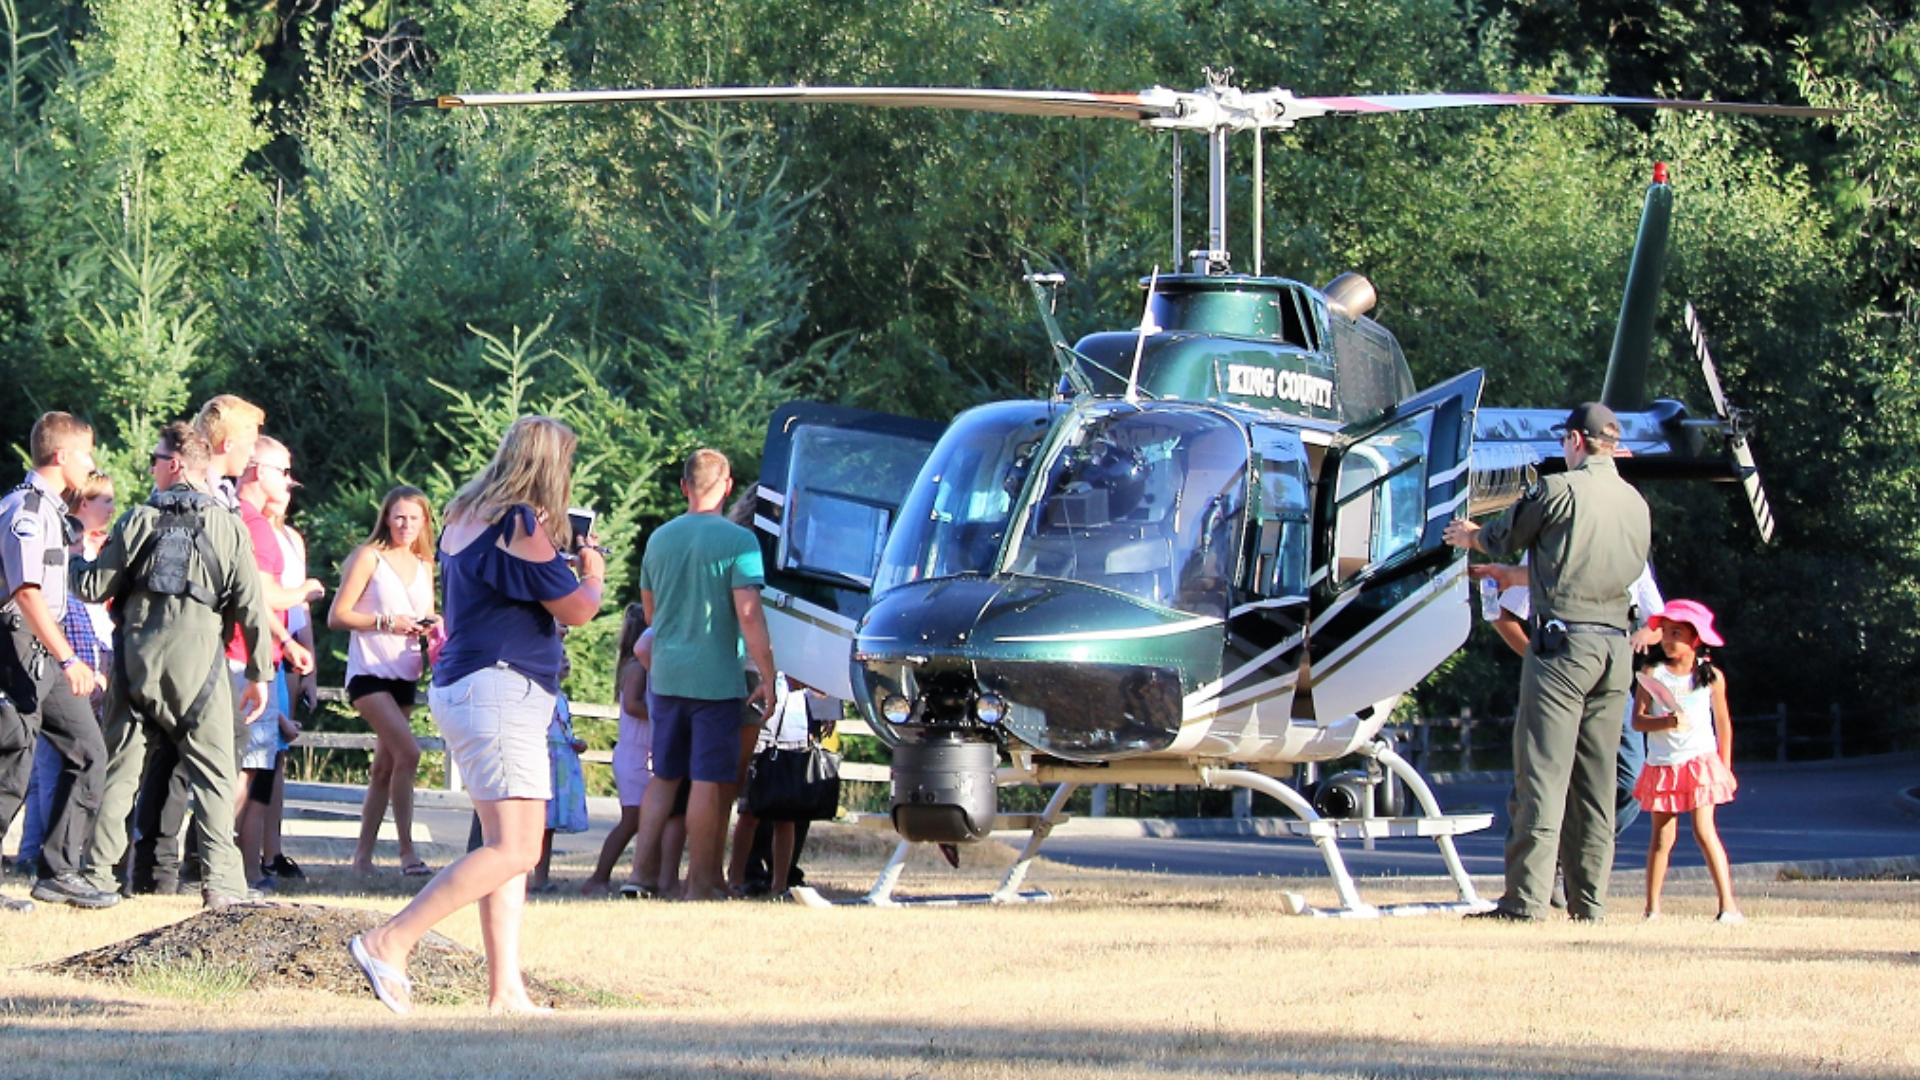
top-left (632, 449), bottom-right (777, 901)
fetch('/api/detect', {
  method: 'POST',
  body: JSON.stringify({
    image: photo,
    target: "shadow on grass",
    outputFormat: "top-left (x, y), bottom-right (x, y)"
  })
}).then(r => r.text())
top-left (0, 995), bottom-right (147, 1020)
top-left (0, 1013), bottom-right (1896, 1079)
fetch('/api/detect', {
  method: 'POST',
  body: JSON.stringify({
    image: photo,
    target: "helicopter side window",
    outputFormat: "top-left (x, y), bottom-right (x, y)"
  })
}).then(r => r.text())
top-left (781, 426), bottom-right (931, 585)
top-left (1250, 427), bottom-right (1311, 598)
top-left (1330, 412), bottom-right (1433, 585)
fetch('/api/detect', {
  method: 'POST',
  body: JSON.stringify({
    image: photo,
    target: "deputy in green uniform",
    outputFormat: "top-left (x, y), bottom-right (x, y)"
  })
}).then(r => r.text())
top-left (1444, 402), bottom-right (1651, 921)
top-left (73, 422), bottom-right (274, 905)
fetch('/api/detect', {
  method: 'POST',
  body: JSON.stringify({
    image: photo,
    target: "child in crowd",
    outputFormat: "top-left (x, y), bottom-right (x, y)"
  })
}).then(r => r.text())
top-left (530, 657), bottom-right (588, 892)
top-left (1632, 599), bottom-right (1742, 923)
top-left (584, 606), bottom-right (653, 895)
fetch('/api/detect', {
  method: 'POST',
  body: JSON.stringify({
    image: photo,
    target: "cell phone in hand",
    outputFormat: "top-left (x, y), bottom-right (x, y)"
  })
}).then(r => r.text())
top-left (567, 507), bottom-right (596, 553)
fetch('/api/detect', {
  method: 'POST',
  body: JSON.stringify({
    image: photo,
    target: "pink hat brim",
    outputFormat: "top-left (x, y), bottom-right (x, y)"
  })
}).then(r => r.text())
top-left (1649, 605), bottom-right (1724, 647)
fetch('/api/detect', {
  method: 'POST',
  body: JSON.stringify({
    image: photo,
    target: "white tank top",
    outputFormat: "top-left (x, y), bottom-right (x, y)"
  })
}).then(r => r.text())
top-left (276, 525), bottom-right (309, 637)
top-left (1644, 664), bottom-right (1719, 767)
top-left (346, 549), bottom-right (433, 681)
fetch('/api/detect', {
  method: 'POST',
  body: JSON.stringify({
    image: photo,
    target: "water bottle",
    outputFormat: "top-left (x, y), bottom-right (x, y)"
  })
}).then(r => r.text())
top-left (1478, 576), bottom-right (1501, 622)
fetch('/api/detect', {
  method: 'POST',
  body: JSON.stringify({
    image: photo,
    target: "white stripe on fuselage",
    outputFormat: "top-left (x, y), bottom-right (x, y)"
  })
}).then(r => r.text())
top-left (998, 615), bottom-right (1223, 644)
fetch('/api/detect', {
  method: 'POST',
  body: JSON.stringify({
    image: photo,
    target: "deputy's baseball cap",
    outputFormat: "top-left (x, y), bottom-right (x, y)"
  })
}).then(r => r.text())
top-left (1549, 402), bottom-right (1621, 440)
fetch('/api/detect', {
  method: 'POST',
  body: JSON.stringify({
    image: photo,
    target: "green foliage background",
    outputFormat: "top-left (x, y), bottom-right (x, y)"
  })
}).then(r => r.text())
top-left (0, 0), bottom-right (1914, 724)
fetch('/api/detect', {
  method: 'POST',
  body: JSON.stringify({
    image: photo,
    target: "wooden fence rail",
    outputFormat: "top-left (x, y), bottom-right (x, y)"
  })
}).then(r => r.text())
top-left (296, 687), bottom-right (1859, 798)
top-left (1390, 702), bottom-right (1853, 775)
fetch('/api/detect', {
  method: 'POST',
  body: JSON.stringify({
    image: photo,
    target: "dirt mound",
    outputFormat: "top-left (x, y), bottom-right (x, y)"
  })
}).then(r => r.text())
top-left (36, 903), bottom-right (613, 1009)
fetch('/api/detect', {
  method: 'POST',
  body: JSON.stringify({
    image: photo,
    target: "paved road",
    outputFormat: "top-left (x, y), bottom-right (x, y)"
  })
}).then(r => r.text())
top-left (273, 755), bottom-right (1919, 886)
top-left (1034, 755), bottom-right (1920, 879)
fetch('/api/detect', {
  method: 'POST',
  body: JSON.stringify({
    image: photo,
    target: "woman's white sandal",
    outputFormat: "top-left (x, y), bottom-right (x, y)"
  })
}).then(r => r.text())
top-left (349, 935), bottom-right (413, 1014)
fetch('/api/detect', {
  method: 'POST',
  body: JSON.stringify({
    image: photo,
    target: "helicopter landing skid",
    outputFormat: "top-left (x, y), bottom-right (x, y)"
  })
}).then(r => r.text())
top-left (792, 743), bottom-right (1496, 917)
top-left (790, 783), bottom-right (1081, 909)
top-left (1199, 743), bottom-right (1497, 918)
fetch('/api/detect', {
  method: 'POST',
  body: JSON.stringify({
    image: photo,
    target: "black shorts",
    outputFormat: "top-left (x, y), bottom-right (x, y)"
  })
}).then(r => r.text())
top-left (245, 760), bottom-right (281, 805)
top-left (347, 675), bottom-right (417, 709)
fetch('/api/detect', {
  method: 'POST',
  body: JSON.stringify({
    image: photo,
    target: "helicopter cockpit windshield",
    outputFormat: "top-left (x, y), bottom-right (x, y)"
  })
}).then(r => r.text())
top-left (873, 401), bottom-right (1057, 596)
top-left (1007, 407), bottom-right (1248, 619)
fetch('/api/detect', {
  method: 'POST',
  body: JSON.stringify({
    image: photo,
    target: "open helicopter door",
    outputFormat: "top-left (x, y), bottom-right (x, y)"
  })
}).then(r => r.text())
top-left (755, 402), bottom-right (947, 700)
top-left (1305, 369), bottom-right (1483, 727)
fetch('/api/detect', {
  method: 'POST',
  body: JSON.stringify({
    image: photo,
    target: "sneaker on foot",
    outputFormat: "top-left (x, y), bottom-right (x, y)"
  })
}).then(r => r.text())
top-left (264, 854), bottom-right (304, 880)
top-left (30, 873), bottom-right (122, 910)
top-left (1715, 910), bottom-right (1746, 924)
top-left (1465, 906), bottom-right (1535, 923)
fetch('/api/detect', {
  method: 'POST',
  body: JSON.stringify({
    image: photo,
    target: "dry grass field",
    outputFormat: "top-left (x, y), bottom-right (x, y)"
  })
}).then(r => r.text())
top-left (2, 831), bottom-right (1917, 1080)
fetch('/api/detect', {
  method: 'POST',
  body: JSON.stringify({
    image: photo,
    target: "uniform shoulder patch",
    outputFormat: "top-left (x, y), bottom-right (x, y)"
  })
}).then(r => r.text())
top-left (10, 514), bottom-right (38, 541)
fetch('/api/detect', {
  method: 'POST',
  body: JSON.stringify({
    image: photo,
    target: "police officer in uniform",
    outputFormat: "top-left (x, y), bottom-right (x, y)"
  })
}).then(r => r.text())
top-left (0, 412), bottom-right (117, 911)
top-left (1444, 402), bottom-right (1652, 921)
top-left (74, 422), bottom-right (274, 907)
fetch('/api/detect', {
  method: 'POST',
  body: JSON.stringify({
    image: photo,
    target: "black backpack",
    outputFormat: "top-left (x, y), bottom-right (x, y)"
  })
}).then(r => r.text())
top-left (127, 490), bottom-right (230, 610)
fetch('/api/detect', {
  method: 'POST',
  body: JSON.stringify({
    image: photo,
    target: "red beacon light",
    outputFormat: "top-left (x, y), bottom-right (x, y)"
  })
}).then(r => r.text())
top-left (1652, 161), bottom-right (1669, 185)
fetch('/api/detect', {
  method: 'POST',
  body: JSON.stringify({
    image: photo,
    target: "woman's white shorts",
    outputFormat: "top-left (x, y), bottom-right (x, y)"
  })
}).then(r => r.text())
top-left (430, 663), bottom-right (555, 802)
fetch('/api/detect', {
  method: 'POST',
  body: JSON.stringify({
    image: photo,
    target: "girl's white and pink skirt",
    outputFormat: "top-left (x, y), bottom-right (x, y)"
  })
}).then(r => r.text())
top-left (1634, 753), bottom-right (1739, 814)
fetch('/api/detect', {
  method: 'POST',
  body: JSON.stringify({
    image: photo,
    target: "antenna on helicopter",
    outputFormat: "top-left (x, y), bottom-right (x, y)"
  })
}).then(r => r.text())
top-left (1023, 264), bottom-right (1093, 398)
top-left (1125, 267), bottom-right (1162, 403)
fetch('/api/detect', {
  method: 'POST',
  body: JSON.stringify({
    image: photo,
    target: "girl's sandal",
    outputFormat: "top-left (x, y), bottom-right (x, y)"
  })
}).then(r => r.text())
top-left (401, 861), bottom-right (433, 878)
top-left (349, 935), bottom-right (413, 1015)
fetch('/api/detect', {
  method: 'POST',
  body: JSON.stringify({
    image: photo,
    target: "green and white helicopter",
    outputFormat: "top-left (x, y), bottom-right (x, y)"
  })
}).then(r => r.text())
top-left (421, 74), bottom-right (1819, 915)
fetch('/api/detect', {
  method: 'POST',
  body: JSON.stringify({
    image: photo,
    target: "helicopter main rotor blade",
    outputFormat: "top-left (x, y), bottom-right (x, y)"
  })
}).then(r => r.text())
top-left (1286, 92), bottom-right (1840, 122)
top-left (406, 85), bottom-right (1181, 122)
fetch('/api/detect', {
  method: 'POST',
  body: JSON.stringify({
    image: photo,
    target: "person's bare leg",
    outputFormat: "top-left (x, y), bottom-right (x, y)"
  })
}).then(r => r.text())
top-left (1644, 811), bottom-right (1677, 917)
top-left (353, 710), bottom-right (395, 872)
top-left (683, 781), bottom-right (727, 900)
top-left (237, 778), bottom-right (271, 882)
top-left (727, 810), bottom-right (759, 892)
top-left (530, 829), bottom-right (553, 889)
top-left (359, 694), bottom-right (423, 868)
top-left (1691, 804), bottom-right (1739, 917)
top-left (358, 797), bottom-right (545, 1011)
top-left (264, 756), bottom-right (287, 863)
top-left (477, 877), bottom-right (536, 1012)
top-left (716, 724), bottom-right (758, 893)
top-left (771, 822), bottom-right (795, 894)
top-left (623, 776), bottom-right (681, 890)
top-left (660, 817), bottom-right (686, 895)
top-left (584, 805), bottom-right (640, 893)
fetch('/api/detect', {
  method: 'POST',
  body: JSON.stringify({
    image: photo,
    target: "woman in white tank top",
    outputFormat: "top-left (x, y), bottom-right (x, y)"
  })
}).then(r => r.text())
top-left (327, 486), bottom-right (438, 876)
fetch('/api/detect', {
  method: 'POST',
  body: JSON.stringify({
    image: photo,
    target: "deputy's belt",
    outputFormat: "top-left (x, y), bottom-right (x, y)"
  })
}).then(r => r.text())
top-left (1560, 622), bottom-right (1626, 637)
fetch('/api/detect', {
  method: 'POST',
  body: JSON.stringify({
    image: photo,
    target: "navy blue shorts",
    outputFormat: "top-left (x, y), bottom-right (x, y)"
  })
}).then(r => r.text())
top-left (648, 691), bottom-right (745, 784)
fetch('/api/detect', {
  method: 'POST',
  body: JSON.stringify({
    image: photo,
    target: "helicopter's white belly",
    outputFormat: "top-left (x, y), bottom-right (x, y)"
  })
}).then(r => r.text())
top-left (1169, 559), bottom-right (1469, 764)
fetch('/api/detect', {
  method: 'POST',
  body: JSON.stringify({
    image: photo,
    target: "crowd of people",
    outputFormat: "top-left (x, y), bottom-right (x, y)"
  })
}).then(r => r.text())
top-left (0, 395), bottom-right (1749, 1017)
top-left (0, 400), bottom-right (827, 1012)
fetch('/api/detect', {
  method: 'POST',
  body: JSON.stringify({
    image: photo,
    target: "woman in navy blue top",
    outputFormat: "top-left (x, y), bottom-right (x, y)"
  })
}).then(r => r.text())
top-left (349, 416), bottom-right (604, 1015)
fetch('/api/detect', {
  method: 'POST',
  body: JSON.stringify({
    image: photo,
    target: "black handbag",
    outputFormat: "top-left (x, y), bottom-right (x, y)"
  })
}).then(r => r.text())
top-left (747, 741), bottom-right (842, 822)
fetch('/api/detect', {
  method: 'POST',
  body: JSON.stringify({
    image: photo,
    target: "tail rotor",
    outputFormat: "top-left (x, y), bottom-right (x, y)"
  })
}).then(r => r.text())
top-left (1685, 303), bottom-right (1776, 542)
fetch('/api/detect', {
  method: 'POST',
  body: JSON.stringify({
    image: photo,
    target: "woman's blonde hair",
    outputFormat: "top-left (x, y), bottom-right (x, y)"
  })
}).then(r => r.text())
top-left (369, 485), bottom-right (437, 562)
top-left (63, 470), bottom-right (113, 513)
top-left (445, 416), bottom-right (577, 546)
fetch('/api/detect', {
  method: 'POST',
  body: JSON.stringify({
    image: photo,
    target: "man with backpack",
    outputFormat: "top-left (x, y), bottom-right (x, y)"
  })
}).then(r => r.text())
top-left (74, 422), bottom-right (275, 907)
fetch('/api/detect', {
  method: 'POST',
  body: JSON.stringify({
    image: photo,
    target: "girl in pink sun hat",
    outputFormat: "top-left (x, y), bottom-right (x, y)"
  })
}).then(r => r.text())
top-left (1631, 598), bottom-right (1743, 923)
